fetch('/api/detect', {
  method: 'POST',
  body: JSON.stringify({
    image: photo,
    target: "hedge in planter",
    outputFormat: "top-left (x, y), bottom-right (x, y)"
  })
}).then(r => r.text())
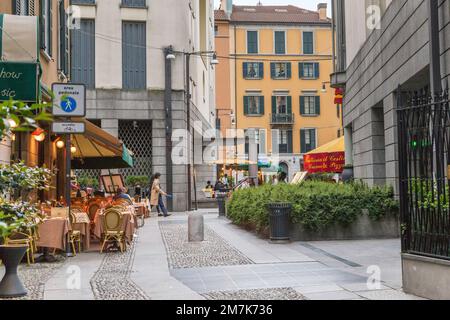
top-left (226, 181), bottom-right (398, 232)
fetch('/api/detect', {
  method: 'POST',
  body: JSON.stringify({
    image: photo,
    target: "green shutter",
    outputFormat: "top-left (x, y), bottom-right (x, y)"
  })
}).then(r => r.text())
top-left (314, 62), bottom-right (320, 78)
top-left (311, 129), bottom-right (316, 150)
top-left (300, 130), bottom-right (306, 153)
top-left (260, 96), bottom-right (265, 115)
top-left (299, 63), bottom-right (304, 78)
top-left (244, 96), bottom-right (249, 115)
top-left (270, 63), bottom-right (275, 78)
top-left (315, 96), bottom-right (321, 115)
top-left (287, 130), bottom-right (293, 153)
top-left (286, 63), bottom-right (291, 78)
top-left (300, 96), bottom-right (305, 115)
top-left (48, 0), bottom-right (52, 56)
top-left (272, 96), bottom-right (276, 114)
top-left (287, 96), bottom-right (292, 114)
top-left (275, 31), bottom-right (285, 54)
top-left (0, 15), bottom-right (3, 58)
top-left (39, 0), bottom-right (45, 50)
top-left (243, 62), bottom-right (248, 78)
top-left (259, 62), bottom-right (264, 78)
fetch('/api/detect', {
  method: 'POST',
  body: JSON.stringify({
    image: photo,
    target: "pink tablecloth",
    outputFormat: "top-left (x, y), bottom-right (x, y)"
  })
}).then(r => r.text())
top-left (93, 208), bottom-right (136, 244)
top-left (36, 218), bottom-right (69, 251)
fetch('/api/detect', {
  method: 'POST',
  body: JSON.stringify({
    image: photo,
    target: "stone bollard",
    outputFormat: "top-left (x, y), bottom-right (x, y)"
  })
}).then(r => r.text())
top-left (188, 213), bottom-right (204, 242)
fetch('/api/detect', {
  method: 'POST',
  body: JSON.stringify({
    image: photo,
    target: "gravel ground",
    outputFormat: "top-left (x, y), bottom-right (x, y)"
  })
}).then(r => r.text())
top-left (90, 234), bottom-right (149, 300)
top-left (0, 256), bottom-right (66, 300)
top-left (203, 288), bottom-right (305, 300)
top-left (159, 222), bottom-right (253, 269)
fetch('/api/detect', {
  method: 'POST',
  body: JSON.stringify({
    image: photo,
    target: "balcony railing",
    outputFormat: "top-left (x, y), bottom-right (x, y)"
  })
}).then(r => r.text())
top-left (271, 113), bottom-right (294, 125)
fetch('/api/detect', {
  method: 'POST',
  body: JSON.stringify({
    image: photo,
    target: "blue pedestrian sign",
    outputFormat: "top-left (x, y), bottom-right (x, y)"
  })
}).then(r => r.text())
top-left (52, 83), bottom-right (86, 117)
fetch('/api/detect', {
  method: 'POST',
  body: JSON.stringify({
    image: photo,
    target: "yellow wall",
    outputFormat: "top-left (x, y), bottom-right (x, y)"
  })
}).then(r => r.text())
top-left (234, 26), bottom-right (340, 155)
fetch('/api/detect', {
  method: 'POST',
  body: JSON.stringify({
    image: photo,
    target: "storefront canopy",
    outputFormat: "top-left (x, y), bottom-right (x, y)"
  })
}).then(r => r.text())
top-left (71, 119), bottom-right (134, 170)
top-left (304, 136), bottom-right (345, 174)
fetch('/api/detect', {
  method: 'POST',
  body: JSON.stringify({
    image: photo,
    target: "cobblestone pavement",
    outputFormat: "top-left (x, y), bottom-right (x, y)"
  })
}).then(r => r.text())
top-left (159, 221), bottom-right (253, 269)
top-left (0, 256), bottom-right (66, 300)
top-left (203, 288), bottom-right (305, 300)
top-left (90, 235), bottom-right (149, 300)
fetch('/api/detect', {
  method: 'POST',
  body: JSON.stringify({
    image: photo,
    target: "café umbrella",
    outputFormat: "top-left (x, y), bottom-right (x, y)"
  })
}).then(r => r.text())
top-left (303, 136), bottom-right (345, 174)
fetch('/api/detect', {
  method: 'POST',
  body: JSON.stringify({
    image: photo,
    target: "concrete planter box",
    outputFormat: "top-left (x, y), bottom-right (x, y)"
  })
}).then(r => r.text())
top-left (289, 210), bottom-right (400, 241)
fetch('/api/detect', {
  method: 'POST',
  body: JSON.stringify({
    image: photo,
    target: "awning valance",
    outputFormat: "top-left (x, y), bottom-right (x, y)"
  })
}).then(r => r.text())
top-left (304, 136), bottom-right (345, 173)
top-left (70, 119), bottom-right (134, 169)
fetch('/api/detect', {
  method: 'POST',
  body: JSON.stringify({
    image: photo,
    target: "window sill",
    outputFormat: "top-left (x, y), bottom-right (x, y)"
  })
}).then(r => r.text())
top-left (245, 114), bottom-right (264, 117)
top-left (271, 78), bottom-right (290, 80)
top-left (300, 114), bottom-right (320, 117)
top-left (119, 5), bottom-right (148, 9)
top-left (244, 78), bottom-right (263, 80)
top-left (71, 2), bottom-right (97, 7)
top-left (300, 77), bottom-right (319, 80)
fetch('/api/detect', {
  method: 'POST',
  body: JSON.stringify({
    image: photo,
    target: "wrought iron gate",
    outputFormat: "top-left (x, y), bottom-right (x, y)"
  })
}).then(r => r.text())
top-left (397, 86), bottom-right (450, 260)
top-left (118, 120), bottom-right (152, 179)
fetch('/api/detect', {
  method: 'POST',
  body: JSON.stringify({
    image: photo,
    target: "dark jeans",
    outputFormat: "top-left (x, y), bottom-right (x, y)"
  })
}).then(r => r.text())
top-left (154, 194), bottom-right (168, 216)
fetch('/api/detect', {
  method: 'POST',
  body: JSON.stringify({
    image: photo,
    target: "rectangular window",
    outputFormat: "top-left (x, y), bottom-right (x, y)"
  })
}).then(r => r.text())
top-left (303, 31), bottom-right (314, 54)
top-left (243, 62), bottom-right (263, 79)
top-left (247, 31), bottom-right (258, 54)
top-left (121, 0), bottom-right (146, 7)
top-left (271, 62), bottom-right (291, 79)
top-left (300, 96), bottom-right (320, 116)
top-left (299, 62), bottom-right (319, 79)
top-left (300, 128), bottom-right (317, 153)
top-left (40, 0), bottom-right (52, 56)
top-left (244, 96), bottom-right (264, 116)
top-left (59, 0), bottom-right (69, 76)
top-left (71, 19), bottom-right (95, 88)
top-left (214, 25), bottom-right (219, 36)
top-left (122, 21), bottom-right (147, 90)
top-left (279, 129), bottom-right (293, 154)
top-left (274, 31), bottom-right (286, 54)
top-left (70, 0), bottom-right (96, 4)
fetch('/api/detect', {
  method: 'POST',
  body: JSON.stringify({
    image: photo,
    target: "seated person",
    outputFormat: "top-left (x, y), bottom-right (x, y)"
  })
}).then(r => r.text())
top-left (113, 187), bottom-right (133, 204)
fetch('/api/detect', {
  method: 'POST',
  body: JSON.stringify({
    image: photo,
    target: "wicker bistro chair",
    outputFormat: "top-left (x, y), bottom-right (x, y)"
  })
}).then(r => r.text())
top-left (100, 208), bottom-right (126, 253)
top-left (5, 231), bottom-right (35, 265)
top-left (87, 201), bottom-right (103, 222)
top-left (68, 211), bottom-right (83, 255)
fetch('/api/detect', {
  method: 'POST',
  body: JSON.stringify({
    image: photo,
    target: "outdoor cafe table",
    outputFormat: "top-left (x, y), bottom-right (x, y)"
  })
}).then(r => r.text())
top-left (93, 206), bottom-right (136, 244)
top-left (36, 218), bottom-right (69, 251)
top-left (71, 210), bottom-right (91, 251)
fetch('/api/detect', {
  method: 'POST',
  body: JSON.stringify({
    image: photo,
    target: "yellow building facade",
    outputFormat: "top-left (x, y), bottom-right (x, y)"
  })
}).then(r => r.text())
top-left (215, 2), bottom-right (341, 180)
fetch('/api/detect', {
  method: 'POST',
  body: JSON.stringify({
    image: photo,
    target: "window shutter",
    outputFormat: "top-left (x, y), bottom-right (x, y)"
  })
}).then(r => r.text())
top-left (39, 0), bottom-right (45, 50)
top-left (315, 96), bottom-right (321, 115)
top-left (243, 62), bottom-right (248, 78)
top-left (29, 0), bottom-right (36, 15)
top-left (49, 0), bottom-right (53, 56)
top-left (287, 96), bottom-right (292, 114)
top-left (244, 96), bottom-right (249, 115)
top-left (314, 62), bottom-right (320, 78)
top-left (260, 96), bottom-right (265, 115)
top-left (259, 129), bottom-right (266, 154)
top-left (271, 96), bottom-right (276, 114)
top-left (259, 62), bottom-right (264, 78)
top-left (311, 129), bottom-right (316, 150)
top-left (13, 0), bottom-right (18, 15)
top-left (286, 63), bottom-right (291, 79)
top-left (270, 63), bottom-right (275, 79)
top-left (59, 1), bottom-right (64, 71)
top-left (65, 12), bottom-right (70, 76)
top-left (287, 130), bottom-right (293, 153)
top-left (300, 130), bottom-right (306, 153)
top-left (300, 96), bottom-right (305, 115)
top-left (299, 63), bottom-right (304, 78)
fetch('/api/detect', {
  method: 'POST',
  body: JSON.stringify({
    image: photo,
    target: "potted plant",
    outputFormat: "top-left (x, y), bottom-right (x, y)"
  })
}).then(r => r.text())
top-left (0, 162), bottom-right (52, 298)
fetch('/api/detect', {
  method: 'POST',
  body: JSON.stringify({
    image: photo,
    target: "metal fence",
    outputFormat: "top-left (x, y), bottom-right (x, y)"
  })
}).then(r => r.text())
top-left (397, 86), bottom-right (450, 260)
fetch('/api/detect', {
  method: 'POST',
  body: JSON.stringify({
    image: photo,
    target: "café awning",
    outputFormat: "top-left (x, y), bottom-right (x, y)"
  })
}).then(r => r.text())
top-left (70, 119), bottom-right (134, 169)
top-left (304, 136), bottom-right (345, 174)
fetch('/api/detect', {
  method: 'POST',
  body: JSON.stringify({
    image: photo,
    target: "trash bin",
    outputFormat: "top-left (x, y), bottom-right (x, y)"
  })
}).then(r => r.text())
top-left (267, 203), bottom-right (292, 242)
top-left (216, 191), bottom-right (227, 217)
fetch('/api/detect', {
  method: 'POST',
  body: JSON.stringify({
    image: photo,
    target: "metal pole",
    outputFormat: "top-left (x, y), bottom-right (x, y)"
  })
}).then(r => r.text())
top-left (186, 53), bottom-right (192, 211)
top-left (164, 47), bottom-right (174, 212)
top-left (65, 133), bottom-right (73, 257)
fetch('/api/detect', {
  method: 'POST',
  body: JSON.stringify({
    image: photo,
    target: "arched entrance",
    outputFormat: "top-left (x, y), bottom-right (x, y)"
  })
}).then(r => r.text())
top-left (279, 162), bottom-right (289, 182)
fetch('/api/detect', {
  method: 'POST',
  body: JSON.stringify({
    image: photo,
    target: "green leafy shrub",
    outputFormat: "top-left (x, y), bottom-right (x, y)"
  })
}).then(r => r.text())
top-left (77, 176), bottom-right (99, 189)
top-left (126, 176), bottom-right (150, 188)
top-left (226, 181), bottom-right (399, 232)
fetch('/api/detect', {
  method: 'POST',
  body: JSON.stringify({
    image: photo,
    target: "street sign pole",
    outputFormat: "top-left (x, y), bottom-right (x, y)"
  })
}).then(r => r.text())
top-left (65, 133), bottom-right (73, 257)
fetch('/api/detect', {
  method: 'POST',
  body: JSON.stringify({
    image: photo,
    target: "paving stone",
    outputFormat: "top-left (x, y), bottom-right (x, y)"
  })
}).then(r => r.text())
top-left (203, 288), bottom-right (306, 300)
top-left (0, 256), bottom-right (66, 300)
top-left (356, 289), bottom-right (426, 300)
top-left (159, 222), bottom-right (253, 269)
top-left (303, 290), bottom-right (362, 300)
top-left (90, 234), bottom-right (149, 300)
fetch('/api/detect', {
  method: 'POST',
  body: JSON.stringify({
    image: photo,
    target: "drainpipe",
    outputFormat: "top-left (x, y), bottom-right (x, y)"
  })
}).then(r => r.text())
top-left (164, 46), bottom-right (174, 212)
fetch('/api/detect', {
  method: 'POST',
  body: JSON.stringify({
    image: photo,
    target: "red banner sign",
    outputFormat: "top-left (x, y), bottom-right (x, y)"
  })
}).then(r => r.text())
top-left (304, 152), bottom-right (345, 173)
